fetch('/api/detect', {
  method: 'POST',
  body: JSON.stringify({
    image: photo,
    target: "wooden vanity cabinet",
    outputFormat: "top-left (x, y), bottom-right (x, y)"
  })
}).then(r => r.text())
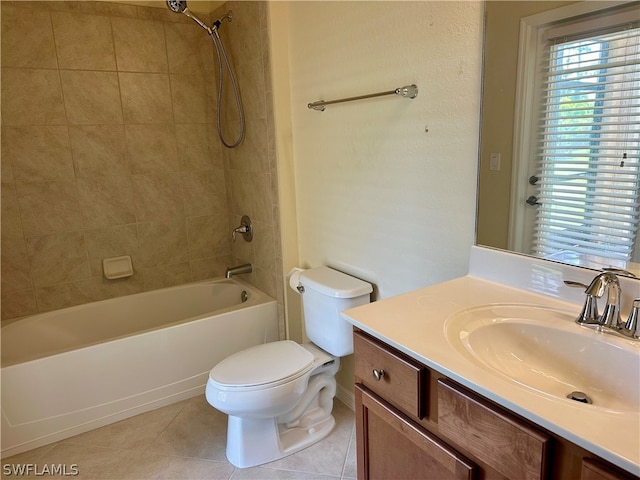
top-left (353, 329), bottom-right (638, 480)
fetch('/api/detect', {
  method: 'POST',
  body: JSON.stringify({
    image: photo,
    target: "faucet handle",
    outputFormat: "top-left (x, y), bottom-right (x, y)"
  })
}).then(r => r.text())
top-left (564, 280), bottom-right (599, 325)
top-left (232, 215), bottom-right (253, 242)
top-left (602, 267), bottom-right (637, 278)
top-left (621, 298), bottom-right (640, 339)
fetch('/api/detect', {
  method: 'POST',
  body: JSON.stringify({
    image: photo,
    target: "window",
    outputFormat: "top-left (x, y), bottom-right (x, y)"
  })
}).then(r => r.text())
top-left (511, 2), bottom-right (640, 268)
top-left (533, 19), bottom-right (640, 261)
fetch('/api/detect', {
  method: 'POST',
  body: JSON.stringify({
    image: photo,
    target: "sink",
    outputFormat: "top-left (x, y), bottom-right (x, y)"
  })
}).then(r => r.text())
top-left (445, 304), bottom-right (640, 412)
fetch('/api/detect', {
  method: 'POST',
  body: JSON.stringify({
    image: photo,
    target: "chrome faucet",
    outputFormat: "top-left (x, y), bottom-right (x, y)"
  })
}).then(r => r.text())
top-left (587, 272), bottom-right (622, 330)
top-left (232, 215), bottom-right (253, 242)
top-left (225, 263), bottom-right (252, 278)
top-left (621, 298), bottom-right (640, 339)
top-left (568, 270), bottom-right (640, 341)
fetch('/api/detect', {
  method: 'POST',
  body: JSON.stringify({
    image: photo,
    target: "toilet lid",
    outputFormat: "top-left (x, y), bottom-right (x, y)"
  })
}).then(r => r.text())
top-left (209, 341), bottom-right (314, 388)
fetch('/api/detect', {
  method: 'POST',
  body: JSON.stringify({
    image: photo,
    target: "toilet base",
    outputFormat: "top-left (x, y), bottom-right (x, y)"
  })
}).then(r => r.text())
top-left (226, 407), bottom-right (335, 468)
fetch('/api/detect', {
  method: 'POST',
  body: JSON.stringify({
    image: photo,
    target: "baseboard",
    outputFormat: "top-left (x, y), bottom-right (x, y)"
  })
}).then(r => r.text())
top-left (335, 383), bottom-right (355, 411)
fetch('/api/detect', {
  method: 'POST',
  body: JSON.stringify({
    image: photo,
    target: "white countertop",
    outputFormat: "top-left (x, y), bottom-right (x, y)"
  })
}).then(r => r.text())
top-left (341, 249), bottom-right (640, 476)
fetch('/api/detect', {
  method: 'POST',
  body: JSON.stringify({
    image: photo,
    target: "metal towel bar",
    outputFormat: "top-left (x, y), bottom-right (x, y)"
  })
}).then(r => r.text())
top-left (308, 84), bottom-right (418, 111)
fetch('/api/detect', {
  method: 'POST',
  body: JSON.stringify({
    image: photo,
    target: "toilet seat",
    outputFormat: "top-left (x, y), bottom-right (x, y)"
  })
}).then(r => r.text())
top-left (209, 340), bottom-right (314, 391)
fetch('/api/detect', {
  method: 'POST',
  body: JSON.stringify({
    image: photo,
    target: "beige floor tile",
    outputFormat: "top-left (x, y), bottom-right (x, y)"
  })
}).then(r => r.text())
top-left (2, 396), bottom-right (356, 480)
top-left (342, 428), bottom-right (358, 480)
top-left (33, 442), bottom-right (140, 479)
top-left (147, 396), bottom-right (228, 462)
top-left (62, 401), bottom-right (188, 451)
top-left (230, 467), bottom-right (340, 479)
top-left (120, 454), bottom-right (234, 480)
top-left (261, 401), bottom-right (354, 477)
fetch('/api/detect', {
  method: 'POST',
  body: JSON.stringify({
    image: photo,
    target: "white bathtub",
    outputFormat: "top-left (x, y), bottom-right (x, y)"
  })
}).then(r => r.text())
top-left (1, 278), bottom-right (278, 457)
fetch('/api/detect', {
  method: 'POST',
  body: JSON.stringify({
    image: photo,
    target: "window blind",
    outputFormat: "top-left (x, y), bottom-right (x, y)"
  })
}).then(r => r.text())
top-left (532, 21), bottom-right (640, 261)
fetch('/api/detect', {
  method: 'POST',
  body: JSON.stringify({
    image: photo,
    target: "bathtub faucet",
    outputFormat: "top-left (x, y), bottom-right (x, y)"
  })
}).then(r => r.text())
top-left (225, 263), bottom-right (252, 278)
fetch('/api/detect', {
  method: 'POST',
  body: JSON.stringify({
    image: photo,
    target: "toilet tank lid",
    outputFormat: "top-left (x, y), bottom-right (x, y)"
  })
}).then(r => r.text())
top-left (300, 267), bottom-right (372, 299)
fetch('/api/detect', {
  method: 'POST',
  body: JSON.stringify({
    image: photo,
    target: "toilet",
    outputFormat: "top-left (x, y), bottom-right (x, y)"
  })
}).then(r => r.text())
top-left (205, 266), bottom-right (372, 468)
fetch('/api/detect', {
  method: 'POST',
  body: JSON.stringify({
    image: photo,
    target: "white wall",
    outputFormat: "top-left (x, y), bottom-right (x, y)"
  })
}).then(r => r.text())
top-left (286, 1), bottom-right (484, 299)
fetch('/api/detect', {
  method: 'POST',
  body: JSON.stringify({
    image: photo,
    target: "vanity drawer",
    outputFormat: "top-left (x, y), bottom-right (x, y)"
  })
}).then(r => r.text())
top-left (437, 379), bottom-right (550, 480)
top-left (354, 330), bottom-right (427, 419)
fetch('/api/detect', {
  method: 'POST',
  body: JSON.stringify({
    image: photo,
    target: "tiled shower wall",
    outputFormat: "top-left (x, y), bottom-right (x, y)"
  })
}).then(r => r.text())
top-left (1, 1), bottom-right (284, 331)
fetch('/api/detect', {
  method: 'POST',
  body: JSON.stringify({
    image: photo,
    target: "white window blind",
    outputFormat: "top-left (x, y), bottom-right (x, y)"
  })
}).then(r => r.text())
top-left (532, 17), bottom-right (640, 261)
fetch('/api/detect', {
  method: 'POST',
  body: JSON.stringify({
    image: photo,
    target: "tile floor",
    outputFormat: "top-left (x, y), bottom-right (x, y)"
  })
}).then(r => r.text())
top-left (1, 396), bottom-right (357, 480)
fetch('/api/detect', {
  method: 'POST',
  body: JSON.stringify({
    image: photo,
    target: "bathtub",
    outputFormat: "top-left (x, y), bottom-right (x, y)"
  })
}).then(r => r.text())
top-left (1, 278), bottom-right (278, 458)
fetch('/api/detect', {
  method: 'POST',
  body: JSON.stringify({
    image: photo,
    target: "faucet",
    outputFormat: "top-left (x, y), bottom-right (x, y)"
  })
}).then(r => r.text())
top-left (232, 215), bottom-right (253, 242)
top-left (225, 263), bottom-right (252, 278)
top-left (568, 270), bottom-right (640, 340)
top-left (585, 272), bottom-right (622, 330)
top-left (622, 298), bottom-right (640, 339)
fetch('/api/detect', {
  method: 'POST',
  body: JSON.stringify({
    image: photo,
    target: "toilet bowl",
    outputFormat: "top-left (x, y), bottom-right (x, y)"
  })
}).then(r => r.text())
top-left (205, 266), bottom-right (372, 468)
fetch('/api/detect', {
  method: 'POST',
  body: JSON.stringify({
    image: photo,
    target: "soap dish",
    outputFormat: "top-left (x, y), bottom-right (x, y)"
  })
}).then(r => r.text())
top-left (103, 255), bottom-right (134, 280)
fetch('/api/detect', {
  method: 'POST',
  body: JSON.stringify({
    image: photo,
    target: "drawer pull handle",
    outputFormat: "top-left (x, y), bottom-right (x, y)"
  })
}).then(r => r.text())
top-left (372, 369), bottom-right (385, 381)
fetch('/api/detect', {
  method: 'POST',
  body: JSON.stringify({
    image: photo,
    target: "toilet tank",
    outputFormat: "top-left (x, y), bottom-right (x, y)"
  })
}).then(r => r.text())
top-left (298, 267), bottom-right (372, 357)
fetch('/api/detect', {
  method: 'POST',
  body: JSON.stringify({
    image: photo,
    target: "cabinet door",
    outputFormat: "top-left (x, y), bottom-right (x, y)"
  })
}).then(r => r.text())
top-left (356, 385), bottom-right (476, 480)
top-left (581, 458), bottom-right (637, 480)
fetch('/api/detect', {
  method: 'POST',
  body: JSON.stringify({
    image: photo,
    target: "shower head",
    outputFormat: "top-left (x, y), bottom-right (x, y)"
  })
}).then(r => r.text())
top-left (165, 0), bottom-right (211, 33)
top-left (166, 0), bottom-right (187, 13)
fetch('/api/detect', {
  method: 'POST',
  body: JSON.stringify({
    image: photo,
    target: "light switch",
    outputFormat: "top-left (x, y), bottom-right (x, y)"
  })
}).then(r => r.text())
top-left (490, 153), bottom-right (501, 171)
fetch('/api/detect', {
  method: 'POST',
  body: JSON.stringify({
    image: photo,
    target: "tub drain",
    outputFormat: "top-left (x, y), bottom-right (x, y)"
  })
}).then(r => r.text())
top-left (567, 391), bottom-right (592, 404)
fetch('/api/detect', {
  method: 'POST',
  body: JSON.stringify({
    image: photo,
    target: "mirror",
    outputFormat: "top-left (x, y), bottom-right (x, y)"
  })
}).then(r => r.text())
top-left (476, 0), bottom-right (640, 273)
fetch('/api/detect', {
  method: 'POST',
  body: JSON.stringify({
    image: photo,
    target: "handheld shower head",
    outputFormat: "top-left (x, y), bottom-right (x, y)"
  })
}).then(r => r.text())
top-left (166, 0), bottom-right (187, 13)
top-left (165, 0), bottom-right (211, 33)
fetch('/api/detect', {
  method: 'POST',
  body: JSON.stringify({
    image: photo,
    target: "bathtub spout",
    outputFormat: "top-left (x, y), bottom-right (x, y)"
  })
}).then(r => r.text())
top-left (226, 263), bottom-right (252, 278)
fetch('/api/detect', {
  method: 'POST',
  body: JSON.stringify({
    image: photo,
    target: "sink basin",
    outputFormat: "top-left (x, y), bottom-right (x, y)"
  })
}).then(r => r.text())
top-left (445, 304), bottom-right (640, 412)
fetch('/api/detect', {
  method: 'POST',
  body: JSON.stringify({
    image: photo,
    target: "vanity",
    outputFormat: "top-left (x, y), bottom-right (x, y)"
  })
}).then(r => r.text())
top-left (341, 246), bottom-right (640, 480)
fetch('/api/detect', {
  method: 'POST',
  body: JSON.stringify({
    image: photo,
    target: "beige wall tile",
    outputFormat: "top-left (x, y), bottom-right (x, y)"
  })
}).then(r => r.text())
top-left (226, 118), bottom-right (268, 173)
top-left (165, 23), bottom-right (215, 74)
top-left (1, 178), bottom-right (30, 295)
top-left (227, 170), bottom-right (251, 216)
top-left (34, 275), bottom-right (145, 312)
top-left (190, 255), bottom-right (232, 281)
top-left (176, 124), bottom-right (220, 171)
top-left (138, 218), bottom-right (189, 267)
top-left (1, 235), bottom-right (32, 293)
top-left (182, 170), bottom-right (227, 216)
top-left (253, 220), bottom-right (276, 270)
top-left (52, 11), bottom-right (116, 70)
top-left (77, 1), bottom-right (138, 20)
top-left (85, 224), bottom-right (140, 277)
top-left (1, 288), bottom-right (37, 320)
top-left (119, 72), bottom-right (173, 124)
top-left (4, 126), bottom-right (75, 182)
top-left (187, 214), bottom-right (230, 260)
top-left (143, 262), bottom-right (192, 291)
top-left (249, 172), bottom-right (274, 224)
top-left (1, 68), bottom-right (66, 126)
top-left (112, 17), bottom-right (168, 73)
top-left (16, 181), bottom-right (84, 237)
top-left (1, 132), bottom-right (14, 184)
top-left (237, 61), bottom-right (267, 121)
top-left (69, 125), bottom-right (129, 177)
top-left (77, 176), bottom-right (136, 228)
top-left (60, 70), bottom-right (123, 125)
top-left (133, 173), bottom-right (184, 221)
top-left (1, 182), bottom-right (23, 240)
top-left (170, 74), bottom-right (213, 124)
top-left (224, 1), bottom-right (262, 66)
top-left (0, 1), bottom-right (282, 320)
top-left (34, 281), bottom-right (99, 313)
top-left (1, 6), bottom-right (57, 68)
top-left (125, 124), bottom-right (179, 174)
top-left (26, 231), bottom-right (91, 287)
